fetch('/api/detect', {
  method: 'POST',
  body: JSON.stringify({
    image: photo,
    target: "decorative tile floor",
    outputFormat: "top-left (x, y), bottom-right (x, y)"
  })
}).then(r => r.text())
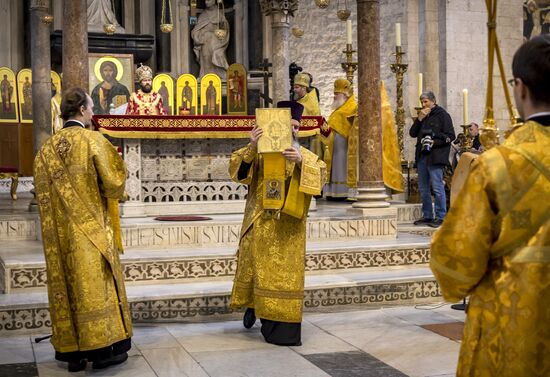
top-left (0, 304), bottom-right (464, 377)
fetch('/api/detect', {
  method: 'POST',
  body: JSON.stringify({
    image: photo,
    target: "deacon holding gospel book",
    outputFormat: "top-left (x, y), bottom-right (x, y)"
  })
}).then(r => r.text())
top-left (228, 101), bottom-right (326, 346)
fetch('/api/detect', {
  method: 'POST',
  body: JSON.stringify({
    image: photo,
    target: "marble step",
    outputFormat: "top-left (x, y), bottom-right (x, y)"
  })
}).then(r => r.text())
top-left (0, 267), bottom-right (440, 335)
top-left (1, 232), bottom-right (431, 293)
top-left (0, 202), bottom-right (422, 242)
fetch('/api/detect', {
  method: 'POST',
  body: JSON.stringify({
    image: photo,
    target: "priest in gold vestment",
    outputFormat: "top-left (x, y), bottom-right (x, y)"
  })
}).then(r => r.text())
top-left (430, 36), bottom-right (550, 377)
top-left (230, 101), bottom-right (326, 346)
top-left (322, 78), bottom-right (357, 199)
top-left (293, 72), bottom-right (324, 159)
top-left (34, 88), bottom-right (132, 372)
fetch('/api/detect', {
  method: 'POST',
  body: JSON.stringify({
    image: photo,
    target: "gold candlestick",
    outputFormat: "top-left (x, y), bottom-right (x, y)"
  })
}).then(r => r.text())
top-left (390, 46), bottom-right (408, 161)
top-left (459, 124), bottom-right (473, 154)
top-left (341, 43), bottom-right (358, 84)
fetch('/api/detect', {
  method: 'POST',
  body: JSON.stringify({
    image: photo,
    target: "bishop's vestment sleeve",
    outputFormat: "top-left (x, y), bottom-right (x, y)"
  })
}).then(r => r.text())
top-left (229, 143), bottom-right (257, 184)
top-left (430, 158), bottom-right (497, 302)
top-left (91, 134), bottom-right (127, 200)
top-left (125, 94), bottom-right (137, 115)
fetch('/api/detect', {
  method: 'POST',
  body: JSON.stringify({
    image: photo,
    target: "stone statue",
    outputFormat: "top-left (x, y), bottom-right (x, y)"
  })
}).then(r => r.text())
top-left (191, 0), bottom-right (230, 78)
top-left (87, 0), bottom-right (125, 33)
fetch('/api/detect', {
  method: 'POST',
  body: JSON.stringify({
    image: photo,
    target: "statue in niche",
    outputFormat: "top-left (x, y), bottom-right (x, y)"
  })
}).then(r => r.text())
top-left (87, 0), bottom-right (125, 33)
top-left (191, 0), bottom-right (230, 78)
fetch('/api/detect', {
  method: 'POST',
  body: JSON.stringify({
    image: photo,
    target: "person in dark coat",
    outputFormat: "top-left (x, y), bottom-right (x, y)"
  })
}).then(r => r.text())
top-left (409, 91), bottom-right (455, 227)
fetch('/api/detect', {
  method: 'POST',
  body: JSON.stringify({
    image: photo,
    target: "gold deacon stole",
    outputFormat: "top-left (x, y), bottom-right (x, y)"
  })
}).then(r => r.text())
top-left (262, 153), bottom-right (287, 210)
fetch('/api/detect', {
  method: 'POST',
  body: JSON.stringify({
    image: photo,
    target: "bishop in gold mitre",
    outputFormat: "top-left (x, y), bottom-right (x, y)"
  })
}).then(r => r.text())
top-left (229, 100), bottom-right (326, 346)
top-left (126, 63), bottom-right (167, 115)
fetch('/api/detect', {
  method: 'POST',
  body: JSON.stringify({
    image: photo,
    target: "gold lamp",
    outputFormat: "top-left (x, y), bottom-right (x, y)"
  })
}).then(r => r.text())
top-left (291, 26), bottom-right (304, 38)
top-left (160, 0), bottom-right (174, 33)
top-left (336, 0), bottom-right (350, 21)
top-left (315, 0), bottom-right (330, 9)
top-left (215, 0), bottom-right (227, 40)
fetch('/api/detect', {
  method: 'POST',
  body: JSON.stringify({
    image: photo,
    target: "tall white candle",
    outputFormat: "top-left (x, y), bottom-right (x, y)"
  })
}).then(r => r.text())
top-left (395, 23), bottom-right (401, 47)
top-left (346, 20), bottom-right (352, 45)
top-left (418, 73), bottom-right (423, 106)
top-left (463, 88), bottom-right (469, 125)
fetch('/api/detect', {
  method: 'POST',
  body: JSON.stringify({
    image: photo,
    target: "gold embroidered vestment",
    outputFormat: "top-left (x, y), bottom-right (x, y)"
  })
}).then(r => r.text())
top-left (34, 127), bottom-right (133, 354)
top-left (430, 121), bottom-right (550, 377)
top-left (229, 144), bottom-right (326, 323)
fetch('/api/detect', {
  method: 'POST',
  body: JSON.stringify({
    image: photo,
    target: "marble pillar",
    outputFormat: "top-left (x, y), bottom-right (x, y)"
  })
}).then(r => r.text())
top-left (30, 0), bottom-right (52, 154)
top-left (62, 0), bottom-right (88, 92)
top-left (351, 0), bottom-right (390, 211)
top-left (259, 0), bottom-right (298, 105)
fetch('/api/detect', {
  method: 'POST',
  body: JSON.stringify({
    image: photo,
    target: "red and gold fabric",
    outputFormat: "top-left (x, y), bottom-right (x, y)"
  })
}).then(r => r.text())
top-left (94, 115), bottom-right (325, 139)
top-left (126, 90), bottom-right (167, 116)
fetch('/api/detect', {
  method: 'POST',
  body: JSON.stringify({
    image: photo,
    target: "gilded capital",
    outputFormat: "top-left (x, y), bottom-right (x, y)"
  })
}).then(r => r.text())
top-left (259, 0), bottom-right (299, 17)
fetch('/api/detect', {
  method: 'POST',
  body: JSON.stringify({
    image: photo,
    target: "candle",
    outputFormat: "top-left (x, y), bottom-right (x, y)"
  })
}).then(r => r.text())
top-left (395, 23), bottom-right (401, 47)
top-left (463, 88), bottom-right (469, 125)
top-left (418, 73), bottom-right (423, 106)
top-left (346, 20), bottom-right (352, 45)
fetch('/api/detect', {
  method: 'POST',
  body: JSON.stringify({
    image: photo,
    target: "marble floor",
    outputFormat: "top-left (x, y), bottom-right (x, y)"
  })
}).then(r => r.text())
top-left (0, 304), bottom-right (465, 377)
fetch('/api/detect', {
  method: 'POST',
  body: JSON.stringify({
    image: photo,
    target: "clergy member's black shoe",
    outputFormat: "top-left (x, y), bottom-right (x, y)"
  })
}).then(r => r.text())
top-left (243, 308), bottom-right (256, 329)
top-left (67, 359), bottom-right (87, 372)
top-left (91, 352), bottom-right (128, 370)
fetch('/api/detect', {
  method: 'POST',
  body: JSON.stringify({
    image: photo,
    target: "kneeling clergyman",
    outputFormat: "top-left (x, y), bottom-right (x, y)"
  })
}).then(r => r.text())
top-left (229, 101), bottom-right (326, 346)
top-left (34, 88), bottom-right (132, 372)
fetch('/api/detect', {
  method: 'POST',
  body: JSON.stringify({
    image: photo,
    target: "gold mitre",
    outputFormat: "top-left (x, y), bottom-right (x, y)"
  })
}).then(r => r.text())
top-left (294, 73), bottom-right (310, 87)
top-left (334, 78), bottom-right (352, 96)
top-left (136, 63), bottom-right (153, 81)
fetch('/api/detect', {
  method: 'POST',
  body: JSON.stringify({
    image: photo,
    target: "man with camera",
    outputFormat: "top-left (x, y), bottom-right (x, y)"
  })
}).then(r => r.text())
top-left (409, 91), bottom-right (455, 227)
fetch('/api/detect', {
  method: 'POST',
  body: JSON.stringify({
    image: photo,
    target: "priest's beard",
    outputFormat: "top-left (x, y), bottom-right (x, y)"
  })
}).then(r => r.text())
top-left (141, 84), bottom-right (152, 93)
top-left (331, 96), bottom-right (346, 111)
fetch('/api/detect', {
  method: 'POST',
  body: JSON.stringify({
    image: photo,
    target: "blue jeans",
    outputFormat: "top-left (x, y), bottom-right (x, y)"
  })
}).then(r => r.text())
top-left (417, 155), bottom-right (447, 219)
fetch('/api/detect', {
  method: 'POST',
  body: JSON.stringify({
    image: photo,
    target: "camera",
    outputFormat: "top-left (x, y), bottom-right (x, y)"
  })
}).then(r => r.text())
top-left (420, 132), bottom-right (434, 154)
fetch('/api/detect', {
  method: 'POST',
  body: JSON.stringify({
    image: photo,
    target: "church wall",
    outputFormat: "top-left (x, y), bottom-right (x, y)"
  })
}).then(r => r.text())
top-left (443, 0), bottom-right (521, 137)
top-left (289, 2), bottom-right (358, 117)
top-left (0, 0), bottom-right (25, 71)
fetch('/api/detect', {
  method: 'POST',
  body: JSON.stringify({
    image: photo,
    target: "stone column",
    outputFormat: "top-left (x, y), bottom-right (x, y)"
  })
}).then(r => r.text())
top-left (234, 0), bottom-right (244, 64)
top-left (62, 0), bottom-right (88, 91)
top-left (351, 0), bottom-right (391, 211)
top-left (30, 0), bottom-right (52, 154)
top-left (259, 0), bottom-right (298, 105)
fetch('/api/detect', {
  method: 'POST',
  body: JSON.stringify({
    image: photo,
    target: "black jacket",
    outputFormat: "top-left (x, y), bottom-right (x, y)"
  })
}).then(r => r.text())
top-left (409, 105), bottom-right (455, 166)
